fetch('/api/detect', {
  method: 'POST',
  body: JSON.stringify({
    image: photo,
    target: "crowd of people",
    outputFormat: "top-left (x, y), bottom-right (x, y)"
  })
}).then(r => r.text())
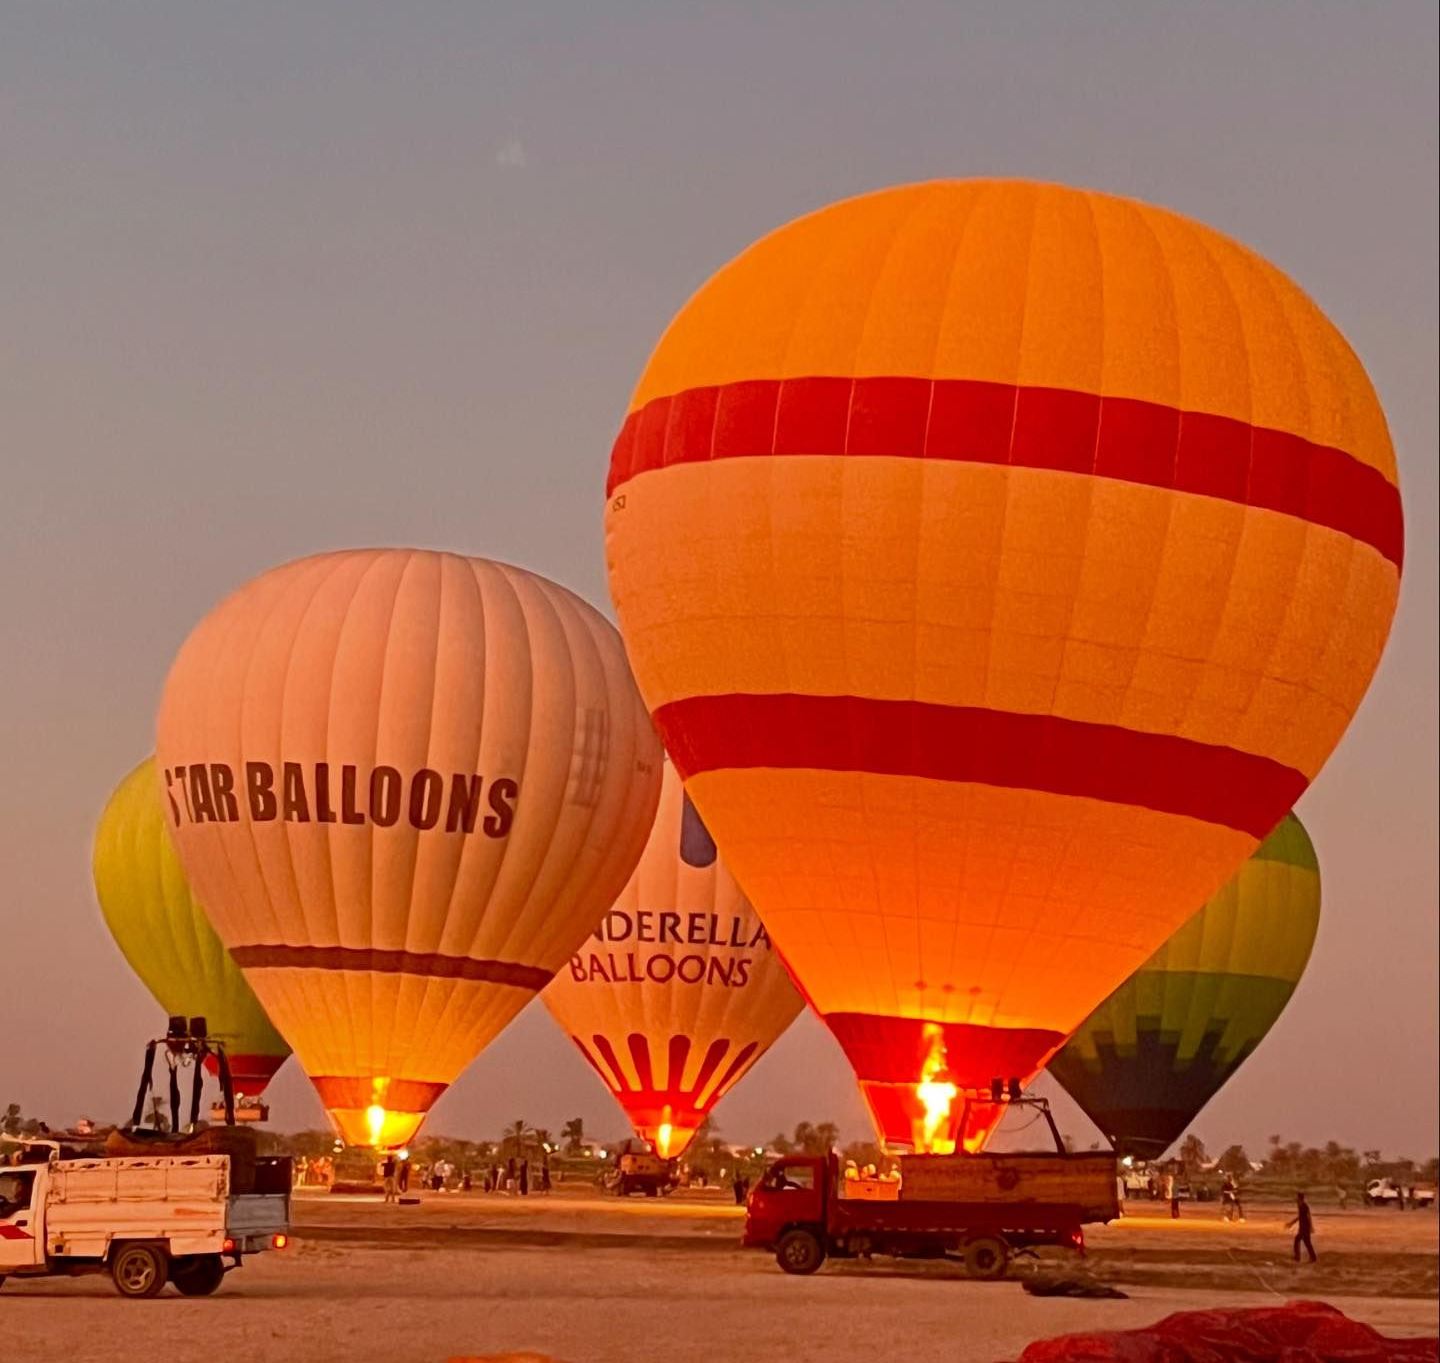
top-left (378, 1152), bottom-right (554, 1202)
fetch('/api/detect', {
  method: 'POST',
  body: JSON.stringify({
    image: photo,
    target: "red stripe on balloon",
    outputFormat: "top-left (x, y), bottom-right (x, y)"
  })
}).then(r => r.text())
top-left (203, 1052), bottom-right (287, 1094)
top-left (607, 377), bottom-right (1403, 568)
top-left (704, 1040), bottom-right (760, 1107)
top-left (690, 1038), bottom-right (730, 1100)
top-left (309, 1076), bottom-right (447, 1112)
top-left (627, 1033), bottom-right (655, 1090)
top-left (655, 694), bottom-right (1304, 839)
top-left (589, 1035), bottom-right (630, 1092)
top-left (825, 1013), bottom-right (1065, 1088)
top-left (231, 944), bottom-right (551, 992)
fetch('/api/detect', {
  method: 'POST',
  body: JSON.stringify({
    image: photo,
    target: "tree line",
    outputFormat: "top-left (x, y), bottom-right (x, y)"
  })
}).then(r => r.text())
top-left (4, 1101), bottom-right (1437, 1189)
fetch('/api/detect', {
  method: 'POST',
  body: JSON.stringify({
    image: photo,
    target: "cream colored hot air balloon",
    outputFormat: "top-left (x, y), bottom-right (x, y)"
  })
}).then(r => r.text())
top-left (543, 761), bottom-right (804, 1158)
top-left (156, 549), bottom-right (662, 1148)
top-left (93, 757), bottom-right (290, 1095)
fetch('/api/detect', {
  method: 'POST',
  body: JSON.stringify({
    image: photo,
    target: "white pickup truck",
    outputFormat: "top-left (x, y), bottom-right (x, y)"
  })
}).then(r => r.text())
top-left (0, 1145), bottom-right (291, 1297)
top-left (1365, 1178), bottom-right (1436, 1208)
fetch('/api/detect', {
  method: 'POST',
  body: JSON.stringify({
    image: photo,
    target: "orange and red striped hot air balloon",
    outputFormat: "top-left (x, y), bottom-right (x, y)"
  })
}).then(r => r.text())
top-left (157, 549), bottom-right (662, 1148)
top-left (604, 180), bottom-right (1402, 1153)
top-left (543, 760), bottom-right (803, 1158)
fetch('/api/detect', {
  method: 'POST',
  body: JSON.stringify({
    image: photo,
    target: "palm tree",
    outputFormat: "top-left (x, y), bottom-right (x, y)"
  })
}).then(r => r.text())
top-left (502, 1120), bottom-right (534, 1159)
top-left (562, 1118), bottom-right (586, 1155)
top-left (1178, 1134), bottom-right (1208, 1176)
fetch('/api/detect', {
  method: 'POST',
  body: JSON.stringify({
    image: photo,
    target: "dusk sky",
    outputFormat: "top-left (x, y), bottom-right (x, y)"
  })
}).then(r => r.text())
top-left (2, 4), bottom-right (1435, 1160)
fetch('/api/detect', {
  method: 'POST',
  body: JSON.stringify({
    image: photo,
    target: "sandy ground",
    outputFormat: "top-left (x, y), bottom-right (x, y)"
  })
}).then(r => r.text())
top-left (3, 1188), bottom-right (1435, 1363)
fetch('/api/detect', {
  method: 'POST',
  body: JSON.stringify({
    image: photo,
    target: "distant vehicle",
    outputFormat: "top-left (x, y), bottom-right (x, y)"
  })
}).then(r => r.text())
top-left (0, 1141), bottom-right (291, 1298)
top-left (1365, 1179), bottom-right (1435, 1208)
top-left (743, 1098), bottom-right (1118, 1278)
top-left (610, 1148), bottom-right (677, 1198)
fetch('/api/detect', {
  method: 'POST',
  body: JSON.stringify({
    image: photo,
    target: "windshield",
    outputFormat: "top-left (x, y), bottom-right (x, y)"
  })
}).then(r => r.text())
top-left (0, 1169), bottom-right (36, 1219)
top-left (764, 1163), bottom-right (816, 1192)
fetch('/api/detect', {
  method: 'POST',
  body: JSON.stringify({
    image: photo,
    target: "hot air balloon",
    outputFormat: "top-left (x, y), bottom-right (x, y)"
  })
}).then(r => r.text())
top-left (1048, 813), bottom-right (1320, 1158)
top-left (604, 179), bottom-right (1402, 1153)
top-left (543, 760), bottom-right (804, 1158)
top-left (156, 549), bottom-right (662, 1148)
top-left (93, 757), bottom-right (290, 1095)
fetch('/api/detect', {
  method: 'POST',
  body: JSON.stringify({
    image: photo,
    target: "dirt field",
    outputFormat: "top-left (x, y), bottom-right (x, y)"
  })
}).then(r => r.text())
top-left (4, 1187), bottom-right (1435, 1363)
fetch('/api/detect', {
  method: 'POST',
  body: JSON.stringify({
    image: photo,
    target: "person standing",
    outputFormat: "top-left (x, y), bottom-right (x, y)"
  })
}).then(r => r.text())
top-left (1221, 1172), bottom-right (1241, 1221)
top-left (519, 1157), bottom-right (530, 1196)
top-left (1164, 1169), bottom-right (1179, 1219)
top-left (1287, 1192), bottom-right (1317, 1262)
top-left (381, 1153), bottom-right (398, 1204)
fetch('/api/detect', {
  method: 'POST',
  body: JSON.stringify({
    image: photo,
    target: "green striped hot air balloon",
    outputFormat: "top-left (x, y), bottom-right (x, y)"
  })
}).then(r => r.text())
top-left (1048, 814), bottom-right (1320, 1159)
top-left (93, 757), bottom-right (290, 1096)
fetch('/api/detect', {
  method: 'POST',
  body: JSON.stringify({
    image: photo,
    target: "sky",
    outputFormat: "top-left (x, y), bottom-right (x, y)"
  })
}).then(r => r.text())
top-left (1, 3), bottom-right (1435, 1161)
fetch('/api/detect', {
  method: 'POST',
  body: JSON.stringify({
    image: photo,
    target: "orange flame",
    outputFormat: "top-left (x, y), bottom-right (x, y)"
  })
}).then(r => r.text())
top-left (914, 1024), bottom-right (958, 1154)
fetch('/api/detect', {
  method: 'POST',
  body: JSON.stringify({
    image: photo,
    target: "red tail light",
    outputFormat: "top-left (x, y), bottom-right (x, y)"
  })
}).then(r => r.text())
top-left (1070, 1227), bottom-right (1086, 1254)
top-left (222, 1238), bottom-right (236, 1253)
top-left (272, 1233), bottom-right (289, 1250)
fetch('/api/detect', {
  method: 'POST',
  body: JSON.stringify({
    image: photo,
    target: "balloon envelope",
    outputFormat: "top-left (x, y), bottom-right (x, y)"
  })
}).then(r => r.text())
top-left (157, 549), bottom-right (662, 1147)
top-left (604, 179), bottom-right (1401, 1152)
top-left (93, 757), bottom-right (290, 1094)
top-left (1049, 813), bottom-right (1321, 1158)
top-left (543, 761), bottom-right (804, 1157)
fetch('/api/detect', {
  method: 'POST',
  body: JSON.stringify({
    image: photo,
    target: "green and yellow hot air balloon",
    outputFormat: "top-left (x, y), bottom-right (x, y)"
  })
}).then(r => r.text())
top-left (1048, 814), bottom-right (1320, 1158)
top-left (93, 758), bottom-right (290, 1096)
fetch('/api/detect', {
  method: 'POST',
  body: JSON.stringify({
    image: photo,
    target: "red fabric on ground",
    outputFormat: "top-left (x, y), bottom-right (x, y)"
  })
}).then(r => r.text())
top-left (1009, 1300), bottom-right (1438, 1363)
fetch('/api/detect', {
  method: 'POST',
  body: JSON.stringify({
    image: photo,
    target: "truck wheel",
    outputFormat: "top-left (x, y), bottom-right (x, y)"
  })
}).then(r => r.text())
top-left (776, 1228), bottom-right (826, 1276)
top-left (644, 1184), bottom-right (659, 1198)
top-left (111, 1243), bottom-right (169, 1299)
top-left (963, 1236), bottom-right (1009, 1281)
top-left (172, 1255), bottom-right (226, 1296)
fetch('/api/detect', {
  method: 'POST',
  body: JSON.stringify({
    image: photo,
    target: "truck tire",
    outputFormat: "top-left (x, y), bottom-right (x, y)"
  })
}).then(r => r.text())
top-left (111, 1243), bottom-right (169, 1299)
top-left (962, 1236), bottom-right (1009, 1281)
top-left (172, 1255), bottom-right (226, 1296)
top-left (776, 1228), bottom-right (826, 1276)
top-left (644, 1184), bottom-right (659, 1198)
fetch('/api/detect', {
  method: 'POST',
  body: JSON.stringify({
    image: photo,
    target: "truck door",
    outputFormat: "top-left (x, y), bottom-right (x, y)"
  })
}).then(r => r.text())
top-left (0, 1167), bottom-right (42, 1270)
top-left (757, 1161), bottom-right (823, 1220)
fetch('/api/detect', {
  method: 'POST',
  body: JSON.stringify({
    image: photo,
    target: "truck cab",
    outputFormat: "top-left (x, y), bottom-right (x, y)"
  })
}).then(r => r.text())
top-left (744, 1156), bottom-right (828, 1252)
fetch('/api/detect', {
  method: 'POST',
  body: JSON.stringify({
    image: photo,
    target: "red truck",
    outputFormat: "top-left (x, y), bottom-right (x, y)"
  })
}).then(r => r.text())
top-left (743, 1100), bottom-right (1117, 1278)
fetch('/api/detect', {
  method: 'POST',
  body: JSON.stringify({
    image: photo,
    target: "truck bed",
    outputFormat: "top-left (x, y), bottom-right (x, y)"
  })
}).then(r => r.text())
top-left (830, 1196), bottom-right (1098, 1236)
top-left (898, 1152), bottom-right (1117, 1223)
top-left (45, 1155), bottom-right (230, 1260)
